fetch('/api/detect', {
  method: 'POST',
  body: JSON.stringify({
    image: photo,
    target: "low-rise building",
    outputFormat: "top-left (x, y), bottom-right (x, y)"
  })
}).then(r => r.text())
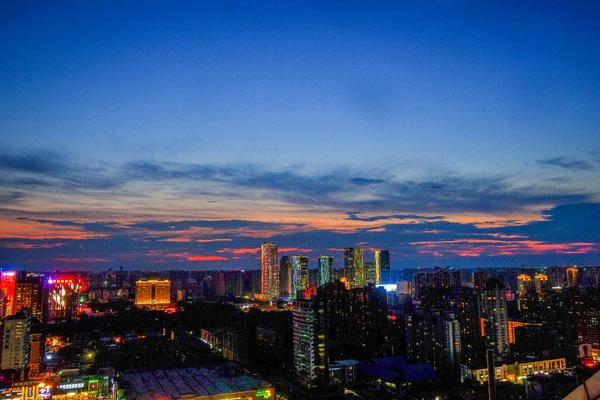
top-left (460, 357), bottom-right (567, 384)
top-left (116, 367), bottom-right (273, 400)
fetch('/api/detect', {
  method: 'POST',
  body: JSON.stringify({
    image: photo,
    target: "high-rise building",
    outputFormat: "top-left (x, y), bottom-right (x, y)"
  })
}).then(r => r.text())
top-left (292, 255), bottom-right (309, 299)
top-left (28, 327), bottom-right (44, 378)
top-left (224, 270), bottom-right (243, 297)
top-left (135, 279), bottom-right (171, 310)
top-left (375, 250), bottom-right (391, 284)
top-left (566, 267), bottom-right (579, 288)
top-left (364, 262), bottom-right (377, 284)
top-left (473, 270), bottom-right (487, 290)
top-left (344, 248), bottom-right (364, 288)
top-left (517, 274), bottom-right (532, 295)
top-left (48, 277), bottom-right (87, 320)
top-left (534, 273), bottom-right (548, 293)
top-left (484, 279), bottom-right (509, 354)
top-left (317, 256), bottom-right (334, 287)
top-left (261, 243), bottom-right (279, 299)
top-left (1, 309), bottom-right (31, 371)
top-left (292, 298), bottom-right (327, 387)
top-left (1, 271), bottom-right (17, 317)
top-left (444, 287), bottom-right (483, 364)
top-left (14, 280), bottom-right (44, 321)
top-left (280, 256), bottom-right (293, 298)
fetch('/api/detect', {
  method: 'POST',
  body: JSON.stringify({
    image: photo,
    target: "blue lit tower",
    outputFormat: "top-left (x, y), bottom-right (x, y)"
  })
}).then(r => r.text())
top-left (375, 249), bottom-right (391, 284)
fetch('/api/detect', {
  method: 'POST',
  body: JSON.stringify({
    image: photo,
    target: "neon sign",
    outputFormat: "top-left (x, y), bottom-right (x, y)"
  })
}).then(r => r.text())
top-left (256, 389), bottom-right (272, 399)
top-left (58, 383), bottom-right (85, 390)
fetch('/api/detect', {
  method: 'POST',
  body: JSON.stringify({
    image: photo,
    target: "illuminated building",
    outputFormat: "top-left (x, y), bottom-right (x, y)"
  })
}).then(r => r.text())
top-left (577, 309), bottom-right (600, 350)
top-left (507, 320), bottom-right (542, 344)
top-left (317, 255), bottom-right (334, 287)
top-left (291, 255), bottom-right (308, 300)
top-left (52, 375), bottom-right (112, 400)
top-left (534, 273), bottom-right (548, 293)
top-left (260, 242), bottom-right (279, 300)
top-left (364, 262), bottom-right (376, 284)
top-left (461, 357), bottom-right (567, 384)
top-left (279, 256), bottom-right (292, 298)
top-left (1, 309), bottom-right (31, 371)
top-left (344, 247), bottom-right (364, 288)
top-left (483, 279), bottom-right (509, 354)
top-left (135, 279), bottom-right (171, 310)
top-left (292, 298), bottom-right (328, 387)
top-left (375, 249), bottom-right (390, 284)
top-left (0, 381), bottom-right (52, 400)
top-left (517, 274), bottom-right (531, 295)
top-left (116, 367), bottom-right (274, 400)
top-left (48, 277), bottom-right (87, 320)
top-left (28, 330), bottom-right (44, 378)
top-left (397, 280), bottom-right (413, 295)
top-left (1, 271), bottom-right (17, 316)
top-left (567, 267), bottom-right (579, 287)
top-left (14, 280), bottom-right (44, 321)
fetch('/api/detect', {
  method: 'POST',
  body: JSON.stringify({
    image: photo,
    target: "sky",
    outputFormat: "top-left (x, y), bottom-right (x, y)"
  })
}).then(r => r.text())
top-left (1, 0), bottom-right (599, 271)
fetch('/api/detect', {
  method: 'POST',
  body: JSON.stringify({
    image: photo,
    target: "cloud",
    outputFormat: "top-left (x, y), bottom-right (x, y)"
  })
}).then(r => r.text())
top-left (0, 146), bottom-right (595, 219)
top-left (0, 150), bottom-right (67, 173)
top-left (536, 157), bottom-right (594, 170)
top-left (346, 212), bottom-right (444, 222)
top-left (1, 202), bottom-right (599, 269)
top-left (349, 177), bottom-right (385, 185)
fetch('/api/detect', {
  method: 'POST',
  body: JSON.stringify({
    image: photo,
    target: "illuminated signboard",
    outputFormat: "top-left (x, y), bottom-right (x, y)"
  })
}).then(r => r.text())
top-left (376, 284), bottom-right (397, 292)
top-left (256, 389), bottom-right (272, 399)
top-left (57, 382), bottom-right (85, 390)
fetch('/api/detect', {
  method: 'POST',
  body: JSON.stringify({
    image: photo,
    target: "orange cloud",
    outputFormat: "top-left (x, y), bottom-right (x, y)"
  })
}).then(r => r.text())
top-left (196, 238), bottom-right (232, 243)
top-left (1, 242), bottom-right (65, 249)
top-left (217, 248), bottom-right (259, 254)
top-left (54, 257), bottom-right (109, 263)
top-left (279, 248), bottom-right (312, 253)
top-left (411, 239), bottom-right (599, 257)
top-left (187, 256), bottom-right (228, 261)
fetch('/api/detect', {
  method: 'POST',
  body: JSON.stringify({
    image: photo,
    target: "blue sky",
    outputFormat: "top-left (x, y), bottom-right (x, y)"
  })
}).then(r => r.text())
top-left (1, 1), bottom-right (599, 270)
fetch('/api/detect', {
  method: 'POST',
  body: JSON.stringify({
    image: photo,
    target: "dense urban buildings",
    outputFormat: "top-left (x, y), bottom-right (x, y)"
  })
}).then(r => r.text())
top-left (0, 249), bottom-right (597, 400)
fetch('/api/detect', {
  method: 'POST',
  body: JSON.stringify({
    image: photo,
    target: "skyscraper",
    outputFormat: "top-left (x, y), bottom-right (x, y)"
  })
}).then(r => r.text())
top-left (280, 256), bottom-right (293, 298)
top-left (375, 249), bottom-right (391, 284)
top-left (317, 256), bottom-right (334, 287)
top-left (261, 242), bottom-right (279, 299)
top-left (344, 247), bottom-right (364, 288)
top-left (292, 255), bottom-right (309, 299)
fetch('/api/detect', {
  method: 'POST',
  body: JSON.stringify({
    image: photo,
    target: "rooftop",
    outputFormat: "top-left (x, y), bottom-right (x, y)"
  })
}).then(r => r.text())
top-left (357, 356), bottom-right (436, 384)
top-left (118, 367), bottom-right (271, 400)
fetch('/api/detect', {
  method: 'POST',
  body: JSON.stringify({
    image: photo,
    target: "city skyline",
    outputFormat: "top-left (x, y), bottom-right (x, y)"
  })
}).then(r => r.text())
top-left (1, 1), bottom-right (600, 270)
